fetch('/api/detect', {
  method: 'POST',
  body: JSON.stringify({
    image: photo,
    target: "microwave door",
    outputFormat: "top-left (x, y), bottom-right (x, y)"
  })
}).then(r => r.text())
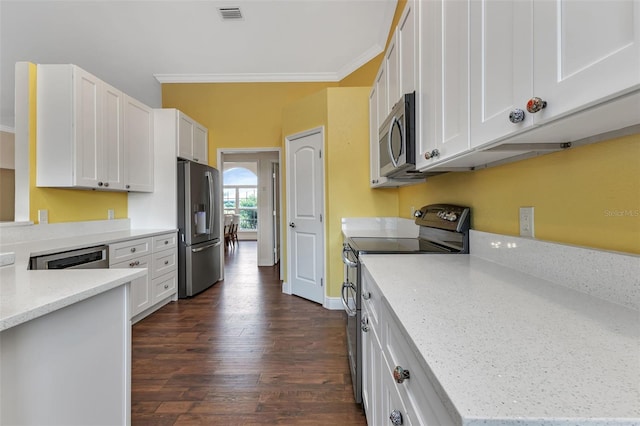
top-left (389, 116), bottom-right (405, 166)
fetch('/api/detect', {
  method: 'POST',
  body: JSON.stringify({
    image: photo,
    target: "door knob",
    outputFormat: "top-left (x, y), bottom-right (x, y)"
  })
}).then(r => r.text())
top-left (289, 222), bottom-right (296, 228)
top-left (509, 108), bottom-right (526, 123)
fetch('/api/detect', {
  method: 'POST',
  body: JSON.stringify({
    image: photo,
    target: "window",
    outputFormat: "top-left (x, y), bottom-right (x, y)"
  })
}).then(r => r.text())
top-left (223, 164), bottom-right (257, 231)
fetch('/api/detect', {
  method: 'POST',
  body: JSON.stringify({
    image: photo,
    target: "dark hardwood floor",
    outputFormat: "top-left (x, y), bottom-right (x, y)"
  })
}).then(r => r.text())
top-left (131, 241), bottom-right (367, 425)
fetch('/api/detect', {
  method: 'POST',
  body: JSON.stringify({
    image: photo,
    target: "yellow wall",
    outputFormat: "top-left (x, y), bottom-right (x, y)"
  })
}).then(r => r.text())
top-left (398, 134), bottom-right (640, 254)
top-left (162, 82), bottom-right (338, 167)
top-left (281, 87), bottom-right (399, 297)
top-left (26, 63), bottom-right (127, 224)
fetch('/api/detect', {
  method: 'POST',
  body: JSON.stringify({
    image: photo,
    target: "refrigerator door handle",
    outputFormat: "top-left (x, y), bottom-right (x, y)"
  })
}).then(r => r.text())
top-left (206, 171), bottom-right (214, 234)
top-left (191, 241), bottom-right (221, 253)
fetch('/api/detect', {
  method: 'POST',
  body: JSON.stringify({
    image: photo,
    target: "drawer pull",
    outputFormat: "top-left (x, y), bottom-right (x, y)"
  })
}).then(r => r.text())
top-left (164, 260), bottom-right (169, 265)
top-left (393, 365), bottom-right (410, 384)
top-left (389, 410), bottom-right (403, 425)
top-left (164, 284), bottom-right (169, 289)
top-left (164, 240), bottom-right (169, 245)
top-left (130, 247), bottom-right (136, 253)
top-left (360, 315), bottom-right (369, 332)
top-left (129, 260), bottom-right (140, 267)
top-left (362, 291), bottom-right (371, 300)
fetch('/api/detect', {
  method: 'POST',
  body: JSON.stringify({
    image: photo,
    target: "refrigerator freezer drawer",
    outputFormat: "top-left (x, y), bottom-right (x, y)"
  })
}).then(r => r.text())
top-left (179, 240), bottom-right (221, 298)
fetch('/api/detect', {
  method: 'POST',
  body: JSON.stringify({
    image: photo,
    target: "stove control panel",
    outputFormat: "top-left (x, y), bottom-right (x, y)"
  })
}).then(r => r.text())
top-left (414, 204), bottom-right (470, 232)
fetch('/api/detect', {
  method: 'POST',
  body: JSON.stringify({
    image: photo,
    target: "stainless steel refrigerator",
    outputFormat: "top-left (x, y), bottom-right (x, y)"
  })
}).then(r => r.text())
top-left (177, 159), bottom-right (221, 298)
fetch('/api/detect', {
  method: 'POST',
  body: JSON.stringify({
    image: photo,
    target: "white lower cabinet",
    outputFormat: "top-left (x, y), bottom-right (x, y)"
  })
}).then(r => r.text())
top-left (109, 232), bottom-right (177, 322)
top-left (362, 265), bottom-right (455, 426)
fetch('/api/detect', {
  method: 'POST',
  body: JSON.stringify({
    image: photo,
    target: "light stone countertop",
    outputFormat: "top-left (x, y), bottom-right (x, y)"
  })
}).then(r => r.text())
top-left (361, 254), bottom-right (640, 425)
top-left (0, 227), bottom-right (176, 332)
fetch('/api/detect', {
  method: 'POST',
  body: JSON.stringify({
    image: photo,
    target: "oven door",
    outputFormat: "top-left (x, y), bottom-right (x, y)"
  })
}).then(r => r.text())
top-left (341, 244), bottom-right (362, 403)
top-left (341, 244), bottom-right (359, 314)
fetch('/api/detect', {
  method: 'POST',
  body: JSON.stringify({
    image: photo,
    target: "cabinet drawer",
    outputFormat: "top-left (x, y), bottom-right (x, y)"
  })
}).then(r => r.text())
top-left (109, 238), bottom-right (151, 264)
top-left (152, 273), bottom-right (176, 303)
top-left (383, 306), bottom-right (454, 426)
top-left (362, 267), bottom-right (382, 330)
top-left (152, 233), bottom-right (177, 251)
top-left (152, 249), bottom-right (176, 279)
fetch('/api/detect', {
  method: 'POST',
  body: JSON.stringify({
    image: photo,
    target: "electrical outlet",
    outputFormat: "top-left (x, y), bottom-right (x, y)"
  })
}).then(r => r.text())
top-left (38, 209), bottom-right (49, 224)
top-left (519, 207), bottom-right (534, 237)
top-left (108, 209), bottom-right (115, 220)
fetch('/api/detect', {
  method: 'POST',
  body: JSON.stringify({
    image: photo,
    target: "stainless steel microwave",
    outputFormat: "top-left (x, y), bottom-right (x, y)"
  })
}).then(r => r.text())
top-left (379, 92), bottom-right (422, 179)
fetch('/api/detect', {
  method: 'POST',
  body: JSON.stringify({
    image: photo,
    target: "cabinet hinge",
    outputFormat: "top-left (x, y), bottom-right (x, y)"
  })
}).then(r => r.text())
top-left (321, 278), bottom-right (323, 287)
top-left (319, 150), bottom-right (322, 159)
top-left (320, 214), bottom-right (323, 222)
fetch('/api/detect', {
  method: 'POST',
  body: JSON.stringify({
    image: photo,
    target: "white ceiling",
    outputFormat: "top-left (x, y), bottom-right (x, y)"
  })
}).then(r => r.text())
top-left (0, 0), bottom-right (397, 130)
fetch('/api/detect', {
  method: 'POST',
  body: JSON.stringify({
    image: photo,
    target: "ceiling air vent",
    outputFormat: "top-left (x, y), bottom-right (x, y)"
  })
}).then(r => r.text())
top-left (218, 7), bottom-right (243, 20)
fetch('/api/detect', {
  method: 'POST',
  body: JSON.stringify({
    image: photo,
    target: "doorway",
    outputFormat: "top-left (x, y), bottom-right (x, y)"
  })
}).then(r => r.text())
top-left (285, 127), bottom-right (325, 305)
top-left (217, 148), bottom-right (283, 281)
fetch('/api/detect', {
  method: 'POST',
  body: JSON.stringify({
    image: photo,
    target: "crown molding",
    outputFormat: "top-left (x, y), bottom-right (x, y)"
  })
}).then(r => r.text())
top-left (154, 72), bottom-right (341, 84)
top-left (336, 43), bottom-right (385, 81)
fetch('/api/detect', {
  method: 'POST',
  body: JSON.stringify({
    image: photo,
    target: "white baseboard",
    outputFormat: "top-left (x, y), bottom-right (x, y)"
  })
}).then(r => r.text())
top-left (323, 296), bottom-right (344, 310)
top-left (281, 281), bottom-right (291, 295)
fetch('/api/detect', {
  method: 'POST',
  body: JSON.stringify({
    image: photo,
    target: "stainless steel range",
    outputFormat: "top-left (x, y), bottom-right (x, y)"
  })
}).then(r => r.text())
top-left (341, 204), bottom-right (471, 404)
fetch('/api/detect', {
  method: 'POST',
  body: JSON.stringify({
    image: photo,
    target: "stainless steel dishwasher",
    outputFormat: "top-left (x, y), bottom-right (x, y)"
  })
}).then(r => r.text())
top-left (30, 245), bottom-right (109, 270)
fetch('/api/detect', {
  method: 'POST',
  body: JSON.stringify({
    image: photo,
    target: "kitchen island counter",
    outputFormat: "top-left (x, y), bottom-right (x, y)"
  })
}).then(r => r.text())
top-left (360, 250), bottom-right (639, 425)
top-left (0, 227), bottom-right (174, 331)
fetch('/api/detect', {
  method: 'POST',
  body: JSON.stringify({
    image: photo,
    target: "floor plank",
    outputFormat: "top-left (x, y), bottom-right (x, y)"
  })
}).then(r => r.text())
top-left (131, 241), bottom-right (366, 425)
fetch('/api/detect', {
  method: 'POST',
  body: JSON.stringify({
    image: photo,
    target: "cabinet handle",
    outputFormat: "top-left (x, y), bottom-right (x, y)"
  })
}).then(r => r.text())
top-left (164, 260), bottom-right (169, 265)
top-left (97, 181), bottom-right (104, 187)
top-left (129, 260), bottom-right (139, 267)
top-left (126, 184), bottom-right (131, 189)
top-left (362, 291), bottom-right (371, 300)
top-left (509, 108), bottom-right (526, 123)
top-left (130, 247), bottom-right (136, 253)
top-left (424, 149), bottom-right (440, 160)
top-left (393, 365), bottom-right (410, 384)
top-left (360, 315), bottom-right (369, 332)
top-left (526, 97), bottom-right (547, 113)
top-left (104, 182), bottom-right (109, 187)
top-left (389, 410), bottom-right (403, 426)
top-left (164, 240), bottom-right (169, 245)
top-left (164, 284), bottom-right (169, 289)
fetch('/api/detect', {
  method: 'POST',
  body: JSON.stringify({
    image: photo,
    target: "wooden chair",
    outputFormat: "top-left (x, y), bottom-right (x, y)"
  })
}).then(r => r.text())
top-left (230, 214), bottom-right (240, 245)
top-left (223, 214), bottom-right (233, 249)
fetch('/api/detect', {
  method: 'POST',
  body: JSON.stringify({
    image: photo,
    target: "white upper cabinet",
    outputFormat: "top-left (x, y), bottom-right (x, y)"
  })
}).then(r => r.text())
top-left (469, 0), bottom-right (534, 148)
top-left (102, 83), bottom-right (125, 190)
top-left (177, 111), bottom-right (208, 165)
top-left (533, 0), bottom-right (640, 122)
top-left (398, 0), bottom-right (417, 95)
top-left (385, 29), bottom-right (401, 110)
top-left (470, 0), bottom-right (640, 149)
top-left (123, 95), bottom-right (154, 192)
top-left (36, 64), bottom-right (153, 192)
top-left (417, 0), bottom-right (470, 170)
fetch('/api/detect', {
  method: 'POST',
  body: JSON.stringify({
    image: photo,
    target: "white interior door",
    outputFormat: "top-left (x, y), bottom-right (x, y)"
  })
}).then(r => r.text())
top-left (272, 162), bottom-right (281, 265)
top-left (286, 128), bottom-right (324, 304)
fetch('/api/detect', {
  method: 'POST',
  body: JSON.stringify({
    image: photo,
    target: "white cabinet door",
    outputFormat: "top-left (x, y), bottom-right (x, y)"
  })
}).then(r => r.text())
top-left (375, 63), bottom-right (389, 125)
top-left (111, 254), bottom-right (151, 318)
top-left (469, 0), bottom-right (534, 148)
top-left (434, 0), bottom-right (470, 161)
top-left (398, 0), bottom-right (417, 95)
top-left (177, 112), bottom-right (194, 160)
top-left (386, 29), bottom-right (401, 109)
top-left (192, 123), bottom-right (208, 165)
top-left (73, 66), bottom-right (103, 188)
top-left (123, 95), bottom-right (154, 192)
top-left (102, 82), bottom-right (125, 190)
top-left (417, 0), bottom-right (470, 170)
top-left (369, 85), bottom-right (389, 187)
top-left (533, 0), bottom-right (640, 123)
